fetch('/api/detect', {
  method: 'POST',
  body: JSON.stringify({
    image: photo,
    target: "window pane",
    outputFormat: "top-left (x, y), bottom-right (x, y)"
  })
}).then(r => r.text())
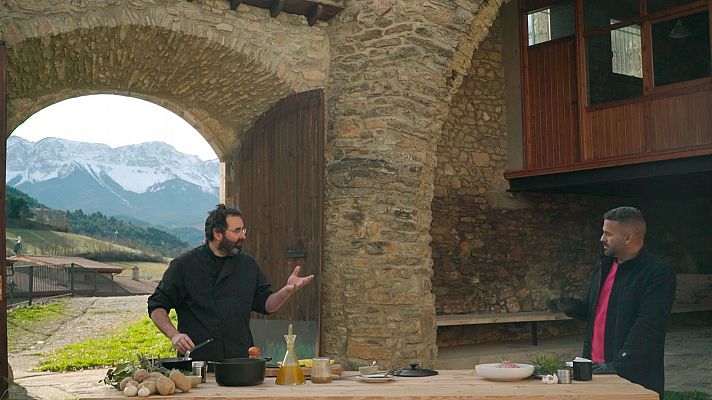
top-left (610, 21), bottom-right (643, 78)
top-left (647, 0), bottom-right (698, 15)
top-left (652, 12), bottom-right (711, 86)
top-left (584, 0), bottom-right (640, 30)
top-left (528, 1), bottom-right (575, 46)
top-left (587, 26), bottom-right (644, 105)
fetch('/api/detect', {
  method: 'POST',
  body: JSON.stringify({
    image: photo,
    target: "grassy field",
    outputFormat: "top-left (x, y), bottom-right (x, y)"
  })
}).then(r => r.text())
top-left (37, 315), bottom-right (176, 372)
top-left (6, 228), bottom-right (141, 257)
top-left (7, 299), bottom-right (71, 352)
top-left (666, 391), bottom-right (710, 400)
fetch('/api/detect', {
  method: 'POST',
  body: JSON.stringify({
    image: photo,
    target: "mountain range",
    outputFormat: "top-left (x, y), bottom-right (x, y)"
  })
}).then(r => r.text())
top-left (6, 136), bottom-right (220, 245)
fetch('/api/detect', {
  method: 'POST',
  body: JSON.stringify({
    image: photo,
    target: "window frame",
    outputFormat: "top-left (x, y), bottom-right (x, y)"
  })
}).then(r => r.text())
top-left (580, 0), bottom-right (711, 107)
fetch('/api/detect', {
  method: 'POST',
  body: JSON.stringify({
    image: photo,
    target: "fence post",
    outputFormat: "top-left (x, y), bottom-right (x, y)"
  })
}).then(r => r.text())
top-left (28, 265), bottom-right (34, 306)
top-left (70, 263), bottom-right (75, 293)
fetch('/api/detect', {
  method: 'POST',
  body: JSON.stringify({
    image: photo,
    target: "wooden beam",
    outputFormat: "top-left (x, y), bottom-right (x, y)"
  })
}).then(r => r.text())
top-left (307, 4), bottom-right (323, 26)
top-left (270, 0), bottom-right (285, 18)
top-left (0, 41), bottom-right (9, 398)
top-left (229, 0), bottom-right (242, 11)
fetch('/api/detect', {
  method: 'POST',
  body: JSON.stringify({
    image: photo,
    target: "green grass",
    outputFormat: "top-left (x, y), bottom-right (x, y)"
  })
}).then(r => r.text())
top-left (665, 390), bottom-right (710, 400)
top-left (8, 299), bottom-right (68, 323)
top-left (37, 313), bottom-right (178, 372)
top-left (6, 228), bottom-right (141, 257)
top-left (7, 300), bottom-right (72, 351)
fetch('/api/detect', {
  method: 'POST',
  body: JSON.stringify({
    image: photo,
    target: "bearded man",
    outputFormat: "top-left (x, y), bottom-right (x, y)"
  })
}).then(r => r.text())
top-left (148, 204), bottom-right (313, 361)
top-left (549, 206), bottom-right (675, 399)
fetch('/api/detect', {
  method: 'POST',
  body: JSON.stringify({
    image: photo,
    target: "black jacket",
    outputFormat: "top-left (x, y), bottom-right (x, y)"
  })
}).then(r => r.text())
top-left (148, 245), bottom-right (273, 361)
top-left (566, 248), bottom-right (675, 397)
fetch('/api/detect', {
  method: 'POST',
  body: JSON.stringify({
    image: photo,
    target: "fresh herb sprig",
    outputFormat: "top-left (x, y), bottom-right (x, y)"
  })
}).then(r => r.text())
top-left (530, 353), bottom-right (565, 376)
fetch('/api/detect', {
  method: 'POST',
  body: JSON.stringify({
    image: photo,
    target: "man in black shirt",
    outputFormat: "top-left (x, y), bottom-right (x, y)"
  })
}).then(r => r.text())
top-left (148, 204), bottom-right (314, 360)
top-left (549, 207), bottom-right (675, 399)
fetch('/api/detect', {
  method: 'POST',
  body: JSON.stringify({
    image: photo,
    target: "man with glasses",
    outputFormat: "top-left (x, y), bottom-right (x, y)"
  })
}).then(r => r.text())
top-left (148, 204), bottom-right (314, 361)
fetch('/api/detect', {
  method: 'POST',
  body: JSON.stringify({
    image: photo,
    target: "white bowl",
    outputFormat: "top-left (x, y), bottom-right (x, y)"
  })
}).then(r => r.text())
top-left (475, 363), bottom-right (535, 381)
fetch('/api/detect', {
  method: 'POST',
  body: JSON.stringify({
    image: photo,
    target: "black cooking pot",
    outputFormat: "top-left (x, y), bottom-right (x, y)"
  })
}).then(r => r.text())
top-left (147, 357), bottom-right (193, 371)
top-left (210, 358), bottom-right (267, 386)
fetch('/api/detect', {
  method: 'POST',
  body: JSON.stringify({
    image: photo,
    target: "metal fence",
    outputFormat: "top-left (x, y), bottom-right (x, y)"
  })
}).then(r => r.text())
top-left (6, 263), bottom-right (130, 306)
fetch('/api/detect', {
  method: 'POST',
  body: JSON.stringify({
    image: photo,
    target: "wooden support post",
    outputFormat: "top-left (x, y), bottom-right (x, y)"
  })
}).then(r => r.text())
top-left (531, 321), bottom-right (538, 345)
top-left (229, 0), bottom-right (241, 11)
top-left (307, 4), bottom-right (323, 26)
top-left (271, 0), bottom-right (286, 18)
top-left (0, 40), bottom-right (9, 399)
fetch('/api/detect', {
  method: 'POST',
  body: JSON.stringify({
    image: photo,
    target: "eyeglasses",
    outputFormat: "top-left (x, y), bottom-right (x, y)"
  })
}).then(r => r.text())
top-left (224, 227), bottom-right (248, 234)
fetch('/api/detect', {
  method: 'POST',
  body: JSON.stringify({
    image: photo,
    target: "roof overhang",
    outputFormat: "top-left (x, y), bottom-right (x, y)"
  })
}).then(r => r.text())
top-left (506, 155), bottom-right (712, 197)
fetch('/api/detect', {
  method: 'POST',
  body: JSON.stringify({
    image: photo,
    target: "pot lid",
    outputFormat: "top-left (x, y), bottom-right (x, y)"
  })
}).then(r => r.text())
top-left (396, 363), bottom-right (439, 377)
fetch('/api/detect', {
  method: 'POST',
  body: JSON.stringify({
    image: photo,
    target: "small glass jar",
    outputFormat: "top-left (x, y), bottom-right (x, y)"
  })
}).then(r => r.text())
top-left (192, 361), bottom-right (207, 383)
top-left (311, 357), bottom-right (332, 384)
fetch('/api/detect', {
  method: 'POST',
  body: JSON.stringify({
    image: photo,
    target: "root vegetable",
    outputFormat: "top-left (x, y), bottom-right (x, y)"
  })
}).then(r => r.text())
top-left (123, 385), bottom-right (138, 397)
top-left (156, 376), bottom-right (175, 396)
top-left (119, 377), bottom-right (133, 391)
top-left (139, 381), bottom-right (158, 395)
top-left (137, 387), bottom-right (150, 397)
top-left (133, 368), bottom-right (150, 382)
top-left (169, 369), bottom-right (191, 393)
top-left (149, 372), bottom-right (164, 379)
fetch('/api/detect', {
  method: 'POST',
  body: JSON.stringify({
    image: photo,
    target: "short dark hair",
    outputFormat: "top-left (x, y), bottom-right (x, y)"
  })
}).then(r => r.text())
top-left (604, 206), bottom-right (646, 236)
top-left (204, 204), bottom-right (242, 242)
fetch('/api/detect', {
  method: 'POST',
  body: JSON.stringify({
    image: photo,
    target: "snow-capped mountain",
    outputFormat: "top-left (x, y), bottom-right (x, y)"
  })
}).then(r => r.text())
top-left (6, 136), bottom-right (220, 244)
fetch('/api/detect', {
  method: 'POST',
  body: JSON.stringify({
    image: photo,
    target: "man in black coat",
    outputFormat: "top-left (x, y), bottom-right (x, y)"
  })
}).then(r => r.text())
top-left (148, 204), bottom-right (314, 360)
top-left (550, 206), bottom-right (676, 399)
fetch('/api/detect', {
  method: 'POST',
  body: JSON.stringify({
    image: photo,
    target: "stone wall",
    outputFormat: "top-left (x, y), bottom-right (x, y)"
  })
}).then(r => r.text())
top-left (0, 0), bottom-right (330, 161)
top-left (322, 0), bottom-right (505, 368)
top-left (432, 17), bottom-right (712, 346)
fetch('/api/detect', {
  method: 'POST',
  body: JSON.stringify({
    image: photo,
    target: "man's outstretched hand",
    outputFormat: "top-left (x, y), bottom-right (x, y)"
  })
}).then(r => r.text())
top-left (285, 265), bottom-right (314, 293)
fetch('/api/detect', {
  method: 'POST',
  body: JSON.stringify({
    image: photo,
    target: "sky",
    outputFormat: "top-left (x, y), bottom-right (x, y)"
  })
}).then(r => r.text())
top-left (11, 94), bottom-right (218, 161)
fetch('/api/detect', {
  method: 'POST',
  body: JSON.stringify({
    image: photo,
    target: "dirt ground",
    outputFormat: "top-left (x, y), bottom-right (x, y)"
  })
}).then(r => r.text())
top-left (8, 296), bottom-right (150, 399)
top-left (6, 296), bottom-right (712, 399)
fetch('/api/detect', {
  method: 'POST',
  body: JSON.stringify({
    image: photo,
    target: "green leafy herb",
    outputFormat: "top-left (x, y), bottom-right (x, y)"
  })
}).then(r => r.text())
top-left (530, 353), bottom-right (565, 376)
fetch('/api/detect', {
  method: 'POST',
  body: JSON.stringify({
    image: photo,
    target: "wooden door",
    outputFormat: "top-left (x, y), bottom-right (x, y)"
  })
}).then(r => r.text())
top-left (524, 38), bottom-right (580, 169)
top-left (1, 41), bottom-right (9, 394)
top-left (231, 89), bottom-right (324, 360)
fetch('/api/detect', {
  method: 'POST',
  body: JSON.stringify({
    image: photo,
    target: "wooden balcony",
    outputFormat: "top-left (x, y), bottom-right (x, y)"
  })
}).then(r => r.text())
top-left (506, 0), bottom-right (712, 193)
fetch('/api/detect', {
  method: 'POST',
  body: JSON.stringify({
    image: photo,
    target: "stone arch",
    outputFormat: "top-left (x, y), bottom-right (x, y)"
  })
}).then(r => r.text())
top-left (1, 1), bottom-right (330, 160)
top-left (321, 0), bottom-right (509, 367)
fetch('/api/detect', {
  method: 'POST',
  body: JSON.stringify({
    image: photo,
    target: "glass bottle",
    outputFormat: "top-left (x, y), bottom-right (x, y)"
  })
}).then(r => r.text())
top-left (275, 324), bottom-right (306, 385)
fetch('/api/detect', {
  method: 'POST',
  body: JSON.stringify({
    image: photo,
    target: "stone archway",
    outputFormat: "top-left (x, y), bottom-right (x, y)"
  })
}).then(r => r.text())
top-left (2, 0), bottom-right (510, 370)
top-left (1, 2), bottom-right (330, 163)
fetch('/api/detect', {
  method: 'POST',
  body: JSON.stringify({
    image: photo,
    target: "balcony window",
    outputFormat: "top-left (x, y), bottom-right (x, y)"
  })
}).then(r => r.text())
top-left (652, 11), bottom-right (711, 86)
top-left (587, 26), bottom-right (644, 105)
top-left (527, 1), bottom-right (575, 46)
top-left (584, 0), bottom-right (640, 30)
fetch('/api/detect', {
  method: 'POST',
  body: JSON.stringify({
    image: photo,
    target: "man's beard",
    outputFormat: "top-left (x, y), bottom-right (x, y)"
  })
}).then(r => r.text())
top-left (218, 236), bottom-right (243, 255)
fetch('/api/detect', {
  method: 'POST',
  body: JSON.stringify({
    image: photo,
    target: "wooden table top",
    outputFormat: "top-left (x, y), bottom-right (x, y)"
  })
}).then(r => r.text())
top-left (83, 370), bottom-right (658, 400)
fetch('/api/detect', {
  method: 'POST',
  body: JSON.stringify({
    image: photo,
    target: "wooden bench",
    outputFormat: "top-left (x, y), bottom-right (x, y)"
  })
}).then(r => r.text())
top-left (436, 274), bottom-right (712, 346)
top-left (436, 311), bottom-right (573, 345)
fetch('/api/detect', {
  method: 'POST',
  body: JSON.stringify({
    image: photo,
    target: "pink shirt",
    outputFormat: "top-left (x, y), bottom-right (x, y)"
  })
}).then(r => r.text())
top-left (591, 260), bottom-right (619, 362)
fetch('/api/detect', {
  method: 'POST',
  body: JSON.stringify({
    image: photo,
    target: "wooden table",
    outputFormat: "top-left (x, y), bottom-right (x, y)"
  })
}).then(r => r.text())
top-left (83, 370), bottom-right (658, 399)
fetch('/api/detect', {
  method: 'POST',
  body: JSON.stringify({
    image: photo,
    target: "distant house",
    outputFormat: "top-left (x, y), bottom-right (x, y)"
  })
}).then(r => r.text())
top-left (31, 208), bottom-right (69, 231)
top-left (7, 255), bottom-right (156, 296)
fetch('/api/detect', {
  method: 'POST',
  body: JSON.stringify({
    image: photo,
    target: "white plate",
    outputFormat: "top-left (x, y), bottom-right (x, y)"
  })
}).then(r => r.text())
top-left (356, 375), bottom-right (398, 383)
top-left (475, 363), bottom-right (535, 381)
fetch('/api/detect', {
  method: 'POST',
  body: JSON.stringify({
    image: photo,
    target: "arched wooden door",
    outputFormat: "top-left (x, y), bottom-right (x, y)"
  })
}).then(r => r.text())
top-left (231, 89), bottom-right (324, 360)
